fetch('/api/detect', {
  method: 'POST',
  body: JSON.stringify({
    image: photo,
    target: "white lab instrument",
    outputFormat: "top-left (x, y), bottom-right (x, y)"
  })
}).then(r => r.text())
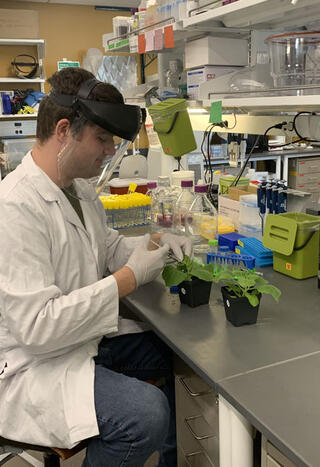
top-left (119, 154), bottom-right (148, 179)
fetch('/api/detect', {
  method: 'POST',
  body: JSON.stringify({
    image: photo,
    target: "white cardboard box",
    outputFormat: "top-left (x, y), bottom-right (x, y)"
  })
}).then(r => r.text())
top-left (185, 36), bottom-right (248, 69)
top-left (218, 195), bottom-right (240, 230)
top-left (187, 65), bottom-right (240, 100)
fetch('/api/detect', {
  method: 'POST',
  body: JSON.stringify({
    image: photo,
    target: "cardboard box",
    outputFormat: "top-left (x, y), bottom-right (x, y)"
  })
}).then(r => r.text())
top-left (218, 195), bottom-right (240, 230)
top-left (228, 185), bottom-right (257, 201)
top-left (187, 65), bottom-right (240, 100)
top-left (185, 36), bottom-right (248, 70)
top-left (0, 9), bottom-right (39, 39)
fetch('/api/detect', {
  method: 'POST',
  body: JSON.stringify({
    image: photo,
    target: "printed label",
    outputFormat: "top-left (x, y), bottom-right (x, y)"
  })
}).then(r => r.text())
top-left (286, 263), bottom-right (292, 271)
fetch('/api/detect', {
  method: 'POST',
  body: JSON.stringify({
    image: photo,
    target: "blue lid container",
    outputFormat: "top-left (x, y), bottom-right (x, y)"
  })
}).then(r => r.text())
top-left (218, 232), bottom-right (247, 251)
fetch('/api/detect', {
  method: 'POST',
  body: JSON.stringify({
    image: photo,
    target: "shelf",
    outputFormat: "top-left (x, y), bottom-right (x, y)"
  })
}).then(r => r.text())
top-left (0, 38), bottom-right (46, 58)
top-left (0, 114), bottom-right (37, 119)
top-left (106, 38), bottom-right (130, 52)
top-left (202, 95), bottom-right (320, 112)
top-left (183, 0), bottom-right (320, 31)
top-left (104, 21), bottom-right (207, 53)
top-left (0, 78), bottom-right (45, 83)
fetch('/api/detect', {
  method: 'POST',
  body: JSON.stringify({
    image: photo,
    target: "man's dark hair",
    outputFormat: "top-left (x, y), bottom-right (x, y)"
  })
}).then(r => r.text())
top-left (36, 67), bottom-right (124, 143)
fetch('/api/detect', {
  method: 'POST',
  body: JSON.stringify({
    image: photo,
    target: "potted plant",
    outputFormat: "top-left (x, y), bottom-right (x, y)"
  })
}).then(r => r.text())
top-left (213, 267), bottom-right (281, 326)
top-left (162, 255), bottom-right (215, 308)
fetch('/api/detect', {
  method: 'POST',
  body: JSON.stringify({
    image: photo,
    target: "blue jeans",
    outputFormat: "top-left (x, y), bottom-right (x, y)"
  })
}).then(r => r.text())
top-left (82, 331), bottom-right (177, 467)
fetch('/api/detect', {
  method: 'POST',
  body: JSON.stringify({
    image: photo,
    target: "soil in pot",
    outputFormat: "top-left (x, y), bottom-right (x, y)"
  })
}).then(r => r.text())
top-left (221, 286), bottom-right (261, 327)
top-left (178, 278), bottom-right (212, 308)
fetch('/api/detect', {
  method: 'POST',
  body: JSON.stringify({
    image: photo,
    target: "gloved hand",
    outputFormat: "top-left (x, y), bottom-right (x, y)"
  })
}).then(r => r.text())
top-left (159, 233), bottom-right (193, 262)
top-left (126, 234), bottom-right (170, 288)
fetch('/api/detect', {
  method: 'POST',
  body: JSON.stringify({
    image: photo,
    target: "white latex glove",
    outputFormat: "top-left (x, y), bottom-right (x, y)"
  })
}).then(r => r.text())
top-left (159, 233), bottom-right (193, 262)
top-left (126, 234), bottom-right (170, 287)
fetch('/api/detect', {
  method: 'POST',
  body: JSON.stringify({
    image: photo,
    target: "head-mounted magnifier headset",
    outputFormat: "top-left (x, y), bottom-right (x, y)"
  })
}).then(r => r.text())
top-left (49, 78), bottom-right (146, 200)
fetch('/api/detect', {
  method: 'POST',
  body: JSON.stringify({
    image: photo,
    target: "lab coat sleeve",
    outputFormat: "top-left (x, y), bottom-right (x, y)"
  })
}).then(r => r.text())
top-left (0, 201), bottom-right (119, 356)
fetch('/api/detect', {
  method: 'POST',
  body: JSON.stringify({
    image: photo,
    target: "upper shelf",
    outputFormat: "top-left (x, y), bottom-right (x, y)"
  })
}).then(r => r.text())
top-left (183, 0), bottom-right (320, 31)
top-left (0, 38), bottom-right (46, 58)
top-left (202, 94), bottom-right (320, 112)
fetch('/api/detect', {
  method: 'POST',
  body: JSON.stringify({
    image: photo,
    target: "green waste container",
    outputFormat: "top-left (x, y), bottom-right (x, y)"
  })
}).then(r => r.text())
top-left (148, 99), bottom-right (197, 157)
top-left (263, 212), bottom-right (320, 279)
top-left (219, 176), bottom-right (250, 195)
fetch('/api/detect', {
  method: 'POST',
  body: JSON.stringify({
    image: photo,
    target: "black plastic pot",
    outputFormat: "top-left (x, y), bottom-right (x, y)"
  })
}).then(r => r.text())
top-left (221, 286), bottom-right (261, 327)
top-left (178, 278), bottom-right (212, 308)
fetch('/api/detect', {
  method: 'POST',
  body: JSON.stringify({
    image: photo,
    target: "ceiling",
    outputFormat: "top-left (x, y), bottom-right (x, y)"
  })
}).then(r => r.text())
top-left (16, 0), bottom-right (140, 7)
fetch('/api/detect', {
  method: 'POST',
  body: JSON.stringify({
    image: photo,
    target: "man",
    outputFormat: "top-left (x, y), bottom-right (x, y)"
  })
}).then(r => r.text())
top-left (0, 67), bottom-right (192, 466)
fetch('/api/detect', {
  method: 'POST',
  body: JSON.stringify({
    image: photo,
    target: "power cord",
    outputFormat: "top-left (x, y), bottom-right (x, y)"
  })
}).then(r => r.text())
top-left (293, 111), bottom-right (320, 143)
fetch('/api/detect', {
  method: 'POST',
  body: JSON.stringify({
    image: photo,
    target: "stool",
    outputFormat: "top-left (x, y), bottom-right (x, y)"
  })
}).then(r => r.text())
top-left (0, 436), bottom-right (87, 467)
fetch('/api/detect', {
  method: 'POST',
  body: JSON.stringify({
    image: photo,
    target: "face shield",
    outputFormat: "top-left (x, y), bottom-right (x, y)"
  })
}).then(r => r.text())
top-left (49, 78), bottom-right (146, 201)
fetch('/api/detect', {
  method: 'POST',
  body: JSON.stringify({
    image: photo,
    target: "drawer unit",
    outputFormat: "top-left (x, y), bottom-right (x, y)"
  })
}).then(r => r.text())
top-left (175, 358), bottom-right (219, 467)
top-left (261, 435), bottom-right (297, 467)
top-left (289, 157), bottom-right (320, 175)
top-left (288, 157), bottom-right (320, 202)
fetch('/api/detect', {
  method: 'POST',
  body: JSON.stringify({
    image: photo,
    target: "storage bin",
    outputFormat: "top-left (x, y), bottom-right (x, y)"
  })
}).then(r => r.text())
top-left (263, 212), bottom-right (320, 279)
top-left (108, 178), bottom-right (148, 194)
top-left (219, 176), bottom-right (250, 195)
top-left (266, 32), bottom-right (320, 88)
top-left (185, 36), bottom-right (248, 69)
top-left (148, 99), bottom-right (197, 157)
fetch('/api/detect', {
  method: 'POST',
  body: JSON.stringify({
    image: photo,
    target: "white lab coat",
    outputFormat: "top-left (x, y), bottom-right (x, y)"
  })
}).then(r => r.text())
top-left (0, 152), bottom-right (146, 448)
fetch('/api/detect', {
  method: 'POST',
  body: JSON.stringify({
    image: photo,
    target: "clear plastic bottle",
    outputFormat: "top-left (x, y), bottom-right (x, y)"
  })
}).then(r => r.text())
top-left (154, 175), bottom-right (176, 232)
top-left (186, 184), bottom-right (218, 253)
top-left (174, 180), bottom-right (195, 234)
top-left (146, 181), bottom-right (158, 226)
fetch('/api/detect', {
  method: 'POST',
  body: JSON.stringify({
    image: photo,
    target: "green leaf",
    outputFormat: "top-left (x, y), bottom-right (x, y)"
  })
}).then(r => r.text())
top-left (255, 284), bottom-right (281, 302)
top-left (190, 263), bottom-right (214, 282)
top-left (245, 292), bottom-right (260, 307)
top-left (237, 275), bottom-right (257, 290)
top-left (162, 265), bottom-right (187, 286)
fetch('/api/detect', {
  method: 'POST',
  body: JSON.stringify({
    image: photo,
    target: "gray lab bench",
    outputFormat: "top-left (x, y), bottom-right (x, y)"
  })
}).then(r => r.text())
top-left (121, 268), bottom-right (320, 466)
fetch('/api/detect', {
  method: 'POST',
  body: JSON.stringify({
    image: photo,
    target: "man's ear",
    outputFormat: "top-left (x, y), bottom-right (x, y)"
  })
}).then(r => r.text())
top-left (55, 118), bottom-right (71, 143)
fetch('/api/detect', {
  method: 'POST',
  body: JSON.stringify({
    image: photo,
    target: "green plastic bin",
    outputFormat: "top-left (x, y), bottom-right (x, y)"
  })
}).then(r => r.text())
top-left (263, 212), bottom-right (320, 279)
top-left (148, 99), bottom-right (197, 157)
top-left (219, 176), bottom-right (250, 195)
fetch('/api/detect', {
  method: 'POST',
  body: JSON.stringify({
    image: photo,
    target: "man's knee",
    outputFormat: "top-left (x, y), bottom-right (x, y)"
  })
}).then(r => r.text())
top-left (136, 382), bottom-right (170, 447)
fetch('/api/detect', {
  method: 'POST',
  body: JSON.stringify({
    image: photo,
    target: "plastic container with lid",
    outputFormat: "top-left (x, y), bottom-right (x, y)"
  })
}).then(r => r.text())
top-left (266, 32), bottom-right (320, 89)
top-left (148, 99), bottom-right (197, 157)
top-left (239, 194), bottom-right (261, 228)
top-left (174, 180), bottom-right (195, 234)
top-left (186, 183), bottom-right (217, 252)
top-left (108, 178), bottom-right (148, 195)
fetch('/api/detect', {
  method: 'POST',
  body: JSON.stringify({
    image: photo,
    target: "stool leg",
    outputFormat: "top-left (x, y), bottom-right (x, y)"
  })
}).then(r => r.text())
top-left (44, 453), bottom-right (60, 467)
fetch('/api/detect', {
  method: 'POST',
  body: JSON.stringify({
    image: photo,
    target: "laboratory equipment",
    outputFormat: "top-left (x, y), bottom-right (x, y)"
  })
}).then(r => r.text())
top-left (238, 194), bottom-right (262, 240)
top-left (146, 181), bottom-right (158, 226)
top-left (108, 178), bottom-right (149, 195)
top-left (207, 251), bottom-right (255, 269)
top-left (218, 232), bottom-right (246, 251)
top-left (154, 175), bottom-right (177, 232)
top-left (148, 99), bottom-right (197, 157)
top-left (263, 212), bottom-right (320, 279)
top-left (266, 32), bottom-right (320, 89)
top-left (235, 237), bottom-right (273, 267)
top-left (174, 180), bottom-right (195, 234)
top-left (100, 193), bottom-right (151, 229)
top-left (187, 183), bottom-right (217, 252)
